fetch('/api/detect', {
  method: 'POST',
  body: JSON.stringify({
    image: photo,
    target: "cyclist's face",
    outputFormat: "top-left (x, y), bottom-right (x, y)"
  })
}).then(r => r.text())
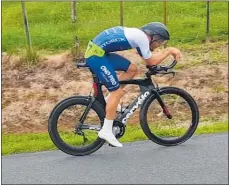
top-left (150, 35), bottom-right (167, 51)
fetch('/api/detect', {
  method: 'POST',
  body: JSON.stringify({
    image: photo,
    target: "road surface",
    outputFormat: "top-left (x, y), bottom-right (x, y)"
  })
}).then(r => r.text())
top-left (2, 133), bottom-right (228, 184)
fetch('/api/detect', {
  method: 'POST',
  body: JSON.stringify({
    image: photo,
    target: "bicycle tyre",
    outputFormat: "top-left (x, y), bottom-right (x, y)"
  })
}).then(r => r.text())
top-left (140, 87), bottom-right (199, 146)
top-left (48, 96), bottom-right (106, 156)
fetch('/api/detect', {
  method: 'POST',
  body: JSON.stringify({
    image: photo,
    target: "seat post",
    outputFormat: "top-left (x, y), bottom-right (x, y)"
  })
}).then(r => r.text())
top-left (76, 61), bottom-right (106, 109)
top-left (91, 70), bottom-right (106, 109)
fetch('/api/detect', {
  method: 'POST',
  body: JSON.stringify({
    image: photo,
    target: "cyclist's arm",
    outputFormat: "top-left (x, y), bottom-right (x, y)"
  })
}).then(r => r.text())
top-left (135, 31), bottom-right (182, 66)
top-left (135, 34), bottom-right (170, 66)
top-left (144, 49), bottom-right (170, 66)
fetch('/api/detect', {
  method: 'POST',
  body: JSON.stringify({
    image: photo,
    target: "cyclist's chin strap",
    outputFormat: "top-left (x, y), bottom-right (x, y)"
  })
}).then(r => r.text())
top-left (150, 35), bottom-right (162, 45)
top-left (149, 36), bottom-right (154, 46)
top-left (149, 36), bottom-right (159, 48)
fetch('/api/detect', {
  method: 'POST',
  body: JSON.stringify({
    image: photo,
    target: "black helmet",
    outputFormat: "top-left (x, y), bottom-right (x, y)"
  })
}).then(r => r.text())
top-left (140, 22), bottom-right (170, 40)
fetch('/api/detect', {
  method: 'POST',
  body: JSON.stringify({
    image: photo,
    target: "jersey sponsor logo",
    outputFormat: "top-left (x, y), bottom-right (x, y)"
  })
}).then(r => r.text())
top-left (100, 38), bottom-right (126, 48)
top-left (122, 91), bottom-right (150, 124)
top-left (100, 66), bottom-right (117, 85)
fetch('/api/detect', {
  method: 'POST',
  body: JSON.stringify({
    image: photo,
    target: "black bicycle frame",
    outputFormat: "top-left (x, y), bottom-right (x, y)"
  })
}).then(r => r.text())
top-left (89, 69), bottom-right (171, 125)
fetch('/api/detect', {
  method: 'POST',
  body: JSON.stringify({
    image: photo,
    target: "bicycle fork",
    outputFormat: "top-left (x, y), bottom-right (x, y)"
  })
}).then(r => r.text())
top-left (154, 90), bottom-right (172, 119)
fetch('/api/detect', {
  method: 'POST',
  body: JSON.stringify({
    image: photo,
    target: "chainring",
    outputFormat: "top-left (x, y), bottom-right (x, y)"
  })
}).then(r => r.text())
top-left (113, 120), bottom-right (125, 139)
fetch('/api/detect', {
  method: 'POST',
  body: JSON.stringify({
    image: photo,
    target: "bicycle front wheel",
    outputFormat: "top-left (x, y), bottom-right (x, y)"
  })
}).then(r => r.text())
top-left (140, 87), bottom-right (199, 146)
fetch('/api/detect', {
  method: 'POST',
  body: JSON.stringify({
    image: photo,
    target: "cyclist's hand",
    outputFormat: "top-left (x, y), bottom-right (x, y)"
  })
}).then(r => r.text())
top-left (167, 47), bottom-right (182, 61)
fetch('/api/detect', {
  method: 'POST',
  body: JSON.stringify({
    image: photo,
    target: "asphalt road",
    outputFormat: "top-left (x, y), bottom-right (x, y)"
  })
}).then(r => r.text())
top-left (2, 133), bottom-right (228, 184)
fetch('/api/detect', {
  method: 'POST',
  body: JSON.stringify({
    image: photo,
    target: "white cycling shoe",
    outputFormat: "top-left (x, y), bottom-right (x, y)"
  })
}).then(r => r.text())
top-left (98, 129), bottom-right (123, 147)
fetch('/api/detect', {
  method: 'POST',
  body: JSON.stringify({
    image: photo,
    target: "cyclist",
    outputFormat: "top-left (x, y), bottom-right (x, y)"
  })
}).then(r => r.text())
top-left (85, 22), bottom-right (182, 147)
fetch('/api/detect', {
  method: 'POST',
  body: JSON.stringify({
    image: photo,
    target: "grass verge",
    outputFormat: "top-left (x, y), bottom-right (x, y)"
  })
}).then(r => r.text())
top-left (2, 121), bottom-right (228, 156)
top-left (2, 2), bottom-right (228, 53)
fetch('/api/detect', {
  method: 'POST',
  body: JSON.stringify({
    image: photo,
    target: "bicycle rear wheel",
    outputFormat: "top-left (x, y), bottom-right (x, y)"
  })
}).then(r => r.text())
top-left (140, 87), bottom-right (199, 146)
top-left (48, 96), bottom-right (105, 156)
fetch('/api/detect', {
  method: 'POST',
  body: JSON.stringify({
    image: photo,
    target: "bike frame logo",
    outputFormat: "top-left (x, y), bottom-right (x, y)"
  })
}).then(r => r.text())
top-left (122, 91), bottom-right (150, 124)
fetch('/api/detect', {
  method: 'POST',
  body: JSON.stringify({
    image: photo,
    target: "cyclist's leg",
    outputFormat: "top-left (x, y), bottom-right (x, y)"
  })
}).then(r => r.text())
top-left (86, 55), bottom-right (121, 93)
top-left (106, 53), bottom-right (138, 89)
top-left (86, 56), bottom-right (124, 117)
top-left (103, 53), bottom-right (137, 112)
top-left (86, 55), bottom-right (124, 147)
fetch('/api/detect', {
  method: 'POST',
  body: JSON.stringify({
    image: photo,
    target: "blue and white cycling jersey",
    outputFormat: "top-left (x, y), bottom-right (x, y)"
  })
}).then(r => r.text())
top-left (86, 26), bottom-right (152, 92)
top-left (93, 26), bottom-right (152, 59)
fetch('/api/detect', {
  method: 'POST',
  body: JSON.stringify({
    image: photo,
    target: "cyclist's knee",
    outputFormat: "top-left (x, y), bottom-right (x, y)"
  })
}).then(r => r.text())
top-left (109, 88), bottom-right (126, 99)
top-left (127, 63), bottom-right (138, 76)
